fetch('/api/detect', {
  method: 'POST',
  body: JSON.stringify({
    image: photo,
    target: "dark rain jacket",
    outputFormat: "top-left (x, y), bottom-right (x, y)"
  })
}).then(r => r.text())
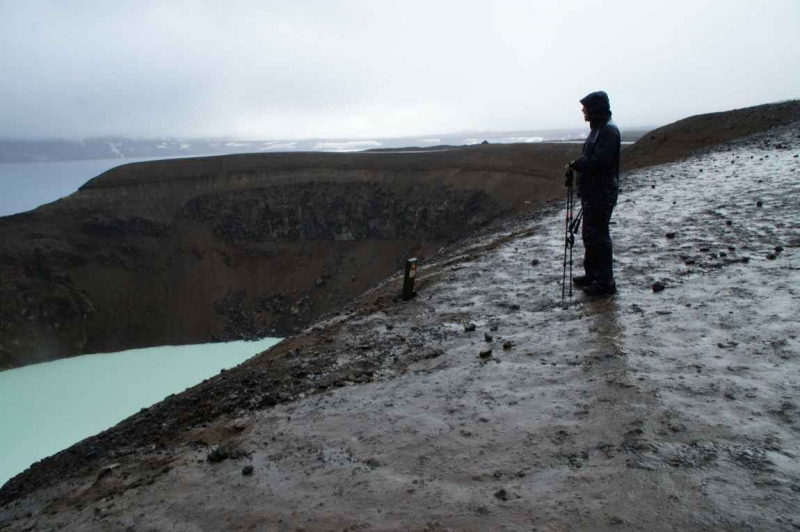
top-left (571, 92), bottom-right (621, 206)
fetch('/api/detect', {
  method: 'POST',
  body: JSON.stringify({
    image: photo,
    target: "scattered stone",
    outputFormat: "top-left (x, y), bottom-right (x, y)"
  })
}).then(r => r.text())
top-left (494, 489), bottom-right (509, 502)
top-left (502, 341), bottom-right (512, 350)
top-left (756, 200), bottom-right (763, 207)
top-left (726, 220), bottom-right (733, 226)
top-left (242, 465), bottom-right (254, 476)
top-left (767, 253), bottom-right (777, 260)
top-left (775, 144), bottom-right (783, 149)
top-left (479, 349), bottom-right (493, 359)
top-left (509, 304), bottom-right (521, 311)
top-left (530, 259), bottom-right (540, 267)
top-left (96, 463), bottom-right (120, 481)
top-left (651, 184), bottom-right (655, 189)
top-left (489, 324), bottom-right (499, 331)
top-left (652, 282), bottom-right (666, 293)
top-left (484, 332), bottom-right (493, 342)
top-left (207, 446), bottom-right (231, 463)
top-left (665, 232), bottom-right (676, 239)
top-left (464, 323), bottom-right (476, 332)
top-left (260, 395), bottom-right (278, 408)
top-left (775, 245), bottom-right (785, 253)
top-left (741, 256), bottom-right (750, 264)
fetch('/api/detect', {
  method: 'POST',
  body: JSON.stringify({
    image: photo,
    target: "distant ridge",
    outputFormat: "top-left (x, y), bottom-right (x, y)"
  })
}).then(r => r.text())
top-left (623, 99), bottom-right (800, 170)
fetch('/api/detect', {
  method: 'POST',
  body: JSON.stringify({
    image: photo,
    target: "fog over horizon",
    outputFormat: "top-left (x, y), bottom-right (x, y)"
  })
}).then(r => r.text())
top-left (1, 0), bottom-right (799, 141)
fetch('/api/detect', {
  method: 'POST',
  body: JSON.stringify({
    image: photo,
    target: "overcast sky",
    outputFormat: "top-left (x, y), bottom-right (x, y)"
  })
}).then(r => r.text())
top-left (1, 0), bottom-right (799, 140)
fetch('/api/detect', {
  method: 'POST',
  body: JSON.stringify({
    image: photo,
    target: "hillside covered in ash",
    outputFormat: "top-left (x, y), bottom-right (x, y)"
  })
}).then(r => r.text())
top-left (1, 101), bottom-right (798, 530)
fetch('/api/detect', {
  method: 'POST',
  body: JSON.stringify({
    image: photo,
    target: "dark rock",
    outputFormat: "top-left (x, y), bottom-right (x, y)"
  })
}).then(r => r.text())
top-left (242, 465), bottom-right (254, 476)
top-left (484, 333), bottom-right (493, 342)
top-left (509, 304), bottom-right (521, 311)
top-left (479, 349), bottom-right (493, 359)
top-left (757, 201), bottom-right (763, 207)
top-left (726, 220), bottom-right (732, 226)
top-left (775, 245), bottom-right (785, 253)
top-left (665, 232), bottom-right (676, 239)
top-left (259, 395), bottom-right (278, 408)
top-left (464, 323), bottom-right (476, 332)
top-left (741, 256), bottom-right (750, 264)
top-left (530, 259), bottom-right (540, 267)
top-left (767, 253), bottom-right (777, 260)
top-left (207, 446), bottom-right (231, 463)
top-left (494, 488), bottom-right (509, 501)
top-left (652, 282), bottom-right (666, 293)
top-left (502, 341), bottom-right (512, 350)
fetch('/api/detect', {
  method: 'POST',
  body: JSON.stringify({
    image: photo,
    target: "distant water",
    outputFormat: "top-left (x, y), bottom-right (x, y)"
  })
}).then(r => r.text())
top-left (0, 337), bottom-right (282, 488)
top-left (0, 157), bottom-right (163, 217)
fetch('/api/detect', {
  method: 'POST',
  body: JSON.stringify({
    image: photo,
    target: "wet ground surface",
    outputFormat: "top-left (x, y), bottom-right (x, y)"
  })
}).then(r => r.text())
top-left (1, 124), bottom-right (799, 531)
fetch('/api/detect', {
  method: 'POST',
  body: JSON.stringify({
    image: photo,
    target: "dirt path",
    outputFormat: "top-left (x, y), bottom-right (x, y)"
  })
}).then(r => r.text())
top-left (2, 124), bottom-right (799, 531)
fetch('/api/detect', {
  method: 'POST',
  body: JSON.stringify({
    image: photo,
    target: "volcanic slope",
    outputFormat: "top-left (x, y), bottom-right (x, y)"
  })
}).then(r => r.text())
top-left (0, 143), bottom-right (580, 369)
top-left (1, 118), bottom-right (799, 529)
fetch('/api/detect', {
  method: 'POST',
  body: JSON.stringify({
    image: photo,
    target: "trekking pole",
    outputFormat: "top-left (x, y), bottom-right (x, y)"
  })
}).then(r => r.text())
top-left (562, 169), bottom-right (575, 301)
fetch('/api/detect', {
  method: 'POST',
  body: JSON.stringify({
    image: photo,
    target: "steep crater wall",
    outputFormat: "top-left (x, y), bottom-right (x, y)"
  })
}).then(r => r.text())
top-left (0, 143), bottom-right (581, 369)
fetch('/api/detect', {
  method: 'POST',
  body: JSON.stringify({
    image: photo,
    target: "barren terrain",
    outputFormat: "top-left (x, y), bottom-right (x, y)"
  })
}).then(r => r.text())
top-left (1, 114), bottom-right (798, 530)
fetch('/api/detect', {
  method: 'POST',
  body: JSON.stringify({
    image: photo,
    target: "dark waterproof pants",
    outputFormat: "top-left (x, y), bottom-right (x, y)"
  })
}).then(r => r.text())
top-left (581, 202), bottom-right (615, 286)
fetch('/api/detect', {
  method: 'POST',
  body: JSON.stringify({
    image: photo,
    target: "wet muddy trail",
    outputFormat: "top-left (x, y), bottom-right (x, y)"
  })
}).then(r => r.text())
top-left (2, 124), bottom-right (799, 531)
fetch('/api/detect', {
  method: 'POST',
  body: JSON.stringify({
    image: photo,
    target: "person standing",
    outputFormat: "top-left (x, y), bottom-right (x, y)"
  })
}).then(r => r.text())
top-left (568, 91), bottom-right (621, 296)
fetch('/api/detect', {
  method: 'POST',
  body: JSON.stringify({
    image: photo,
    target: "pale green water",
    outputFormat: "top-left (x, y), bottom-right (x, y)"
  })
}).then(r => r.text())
top-left (0, 337), bottom-right (282, 488)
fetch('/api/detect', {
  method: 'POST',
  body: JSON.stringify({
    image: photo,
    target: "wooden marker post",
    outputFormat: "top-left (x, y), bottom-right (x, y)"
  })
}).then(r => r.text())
top-left (402, 258), bottom-right (418, 301)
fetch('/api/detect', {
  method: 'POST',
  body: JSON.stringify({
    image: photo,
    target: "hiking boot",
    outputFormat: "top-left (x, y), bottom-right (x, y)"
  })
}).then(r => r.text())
top-left (582, 281), bottom-right (617, 296)
top-left (572, 275), bottom-right (595, 287)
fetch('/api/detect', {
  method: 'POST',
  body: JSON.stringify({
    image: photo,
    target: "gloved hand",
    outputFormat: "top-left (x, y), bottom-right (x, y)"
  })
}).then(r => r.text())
top-left (564, 161), bottom-right (576, 187)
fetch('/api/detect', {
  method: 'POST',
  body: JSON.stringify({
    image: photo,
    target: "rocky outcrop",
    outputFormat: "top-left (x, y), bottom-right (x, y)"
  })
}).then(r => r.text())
top-left (0, 143), bottom-right (581, 369)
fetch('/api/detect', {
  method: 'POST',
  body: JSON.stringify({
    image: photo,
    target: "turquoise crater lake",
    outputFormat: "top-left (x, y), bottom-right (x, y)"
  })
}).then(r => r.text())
top-left (0, 337), bottom-right (282, 488)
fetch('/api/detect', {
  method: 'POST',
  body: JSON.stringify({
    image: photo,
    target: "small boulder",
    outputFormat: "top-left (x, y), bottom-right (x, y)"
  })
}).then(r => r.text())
top-left (652, 282), bottom-right (666, 293)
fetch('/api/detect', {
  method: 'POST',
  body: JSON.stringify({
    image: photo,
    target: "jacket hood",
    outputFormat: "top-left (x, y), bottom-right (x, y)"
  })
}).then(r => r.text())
top-left (580, 91), bottom-right (612, 122)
